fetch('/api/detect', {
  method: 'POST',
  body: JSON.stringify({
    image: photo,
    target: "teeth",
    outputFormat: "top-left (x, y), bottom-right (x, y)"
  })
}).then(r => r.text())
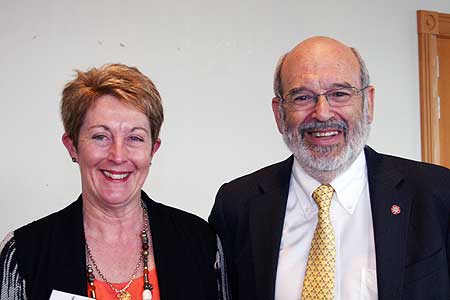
top-left (312, 131), bottom-right (338, 137)
top-left (103, 171), bottom-right (129, 179)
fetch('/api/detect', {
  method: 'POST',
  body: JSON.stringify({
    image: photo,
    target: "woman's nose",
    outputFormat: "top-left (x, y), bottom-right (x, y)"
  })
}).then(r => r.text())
top-left (107, 140), bottom-right (127, 163)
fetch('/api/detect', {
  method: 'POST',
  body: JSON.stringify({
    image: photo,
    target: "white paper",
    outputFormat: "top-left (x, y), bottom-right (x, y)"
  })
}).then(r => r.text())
top-left (49, 290), bottom-right (94, 300)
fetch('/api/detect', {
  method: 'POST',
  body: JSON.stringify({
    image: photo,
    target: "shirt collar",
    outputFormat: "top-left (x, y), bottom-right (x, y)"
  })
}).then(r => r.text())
top-left (291, 150), bottom-right (368, 217)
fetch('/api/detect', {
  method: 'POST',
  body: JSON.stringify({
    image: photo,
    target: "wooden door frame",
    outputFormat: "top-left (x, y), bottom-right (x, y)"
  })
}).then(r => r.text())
top-left (417, 10), bottom-right (450, 164)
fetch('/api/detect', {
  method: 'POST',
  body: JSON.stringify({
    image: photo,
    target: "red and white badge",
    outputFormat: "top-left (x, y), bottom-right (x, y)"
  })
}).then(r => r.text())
top-left (390, 205), bottom-right (401, 215)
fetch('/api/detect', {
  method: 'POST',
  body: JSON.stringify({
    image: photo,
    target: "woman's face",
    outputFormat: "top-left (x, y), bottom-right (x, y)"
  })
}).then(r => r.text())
top-left (63, 95), bottom-right (160, 208)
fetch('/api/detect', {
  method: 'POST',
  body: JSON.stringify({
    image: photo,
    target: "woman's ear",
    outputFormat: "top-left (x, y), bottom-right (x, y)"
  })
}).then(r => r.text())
top-left (151, 138), bottom-right (161, 157)
top-left (62, 133), bottom-right (78, 162)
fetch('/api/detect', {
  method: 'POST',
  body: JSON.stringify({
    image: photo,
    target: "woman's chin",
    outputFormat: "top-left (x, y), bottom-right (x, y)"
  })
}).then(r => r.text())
top-left (93, 190), bottom-right (140, 207)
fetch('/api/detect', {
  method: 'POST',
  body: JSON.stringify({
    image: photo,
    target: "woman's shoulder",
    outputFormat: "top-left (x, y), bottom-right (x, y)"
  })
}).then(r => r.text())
top-left (14, 198), bottom-right (82, 239)
top-left (0, 232), bottom-right (16, 266)
top-left (0, 232), bottom-right (28, 300)
top-left (142, 192), bottom-right (214, 238)
top-left (148, 198), bottom-right (210, 228)
top-left (0, 231), bottom-right (14, 252)
top-left (11, 198), bottom-right (83, 267)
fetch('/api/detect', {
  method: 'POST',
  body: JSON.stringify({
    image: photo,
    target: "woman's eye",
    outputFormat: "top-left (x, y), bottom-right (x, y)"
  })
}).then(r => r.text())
top-left (92, 135), bottom-right (108, 141)
top-left (129, 136), bottom-right (144, 142)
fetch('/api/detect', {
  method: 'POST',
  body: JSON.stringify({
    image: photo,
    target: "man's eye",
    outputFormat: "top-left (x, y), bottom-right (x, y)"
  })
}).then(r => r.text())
top-left (294, 94), bottom-right (313, 102)
top-left (330, 91), bottom-right (350, 98)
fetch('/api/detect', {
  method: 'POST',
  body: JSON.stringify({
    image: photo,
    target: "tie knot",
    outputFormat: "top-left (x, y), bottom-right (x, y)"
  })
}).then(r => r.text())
top-left (312, 184), bottom-right (334, 210)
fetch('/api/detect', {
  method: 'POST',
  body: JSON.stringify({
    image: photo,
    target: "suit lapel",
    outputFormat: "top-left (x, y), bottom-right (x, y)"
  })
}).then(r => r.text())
top-left (249, 156), bottom-right (293, 300)
top-left (365, 147), bottom-right (414, 299)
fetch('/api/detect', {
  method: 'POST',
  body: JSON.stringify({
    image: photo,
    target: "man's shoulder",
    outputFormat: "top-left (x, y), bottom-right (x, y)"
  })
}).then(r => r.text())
top-left (210, 156), bottom-right (293, 233)
top-left (217, 156), bottom-right (293, 198)
top-left (366, 146), bottom-right (450, 186)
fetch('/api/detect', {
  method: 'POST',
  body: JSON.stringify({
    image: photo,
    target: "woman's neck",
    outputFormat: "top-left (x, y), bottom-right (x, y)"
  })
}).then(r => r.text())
top-left (82, 196), bottom-right (151, 283)
top-left (83, 196), bottom-right (145, 243)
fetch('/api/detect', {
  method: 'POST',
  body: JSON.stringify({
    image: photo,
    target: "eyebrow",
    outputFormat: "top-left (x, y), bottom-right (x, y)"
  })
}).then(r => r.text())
top-left (87, 125), bottom-right (150, 135)
top-left (131, 127), bottom-right (150, 135)
top-left (286, 82), bottom-right (354, 95)
top-left (330, 82), bottom-right (353, 89)
top-left (88, 125), bottom-right (110, 131)
top-left (286, 86), bottom-right (311, 95)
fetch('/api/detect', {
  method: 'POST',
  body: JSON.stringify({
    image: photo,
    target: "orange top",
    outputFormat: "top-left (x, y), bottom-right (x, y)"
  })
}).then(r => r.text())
top-left (89, 268), bottom-right (160, 300)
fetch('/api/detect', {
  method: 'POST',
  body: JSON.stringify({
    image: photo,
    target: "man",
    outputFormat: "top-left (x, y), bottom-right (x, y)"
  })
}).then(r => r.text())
top-left (209, 36), bottom-right (450, 300)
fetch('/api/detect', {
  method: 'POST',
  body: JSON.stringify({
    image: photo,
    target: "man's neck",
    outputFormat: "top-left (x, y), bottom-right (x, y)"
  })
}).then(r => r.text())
top-left (306, 169), bottom-right (338, 184)
top-left (299, 152), bottom-right (363, 184)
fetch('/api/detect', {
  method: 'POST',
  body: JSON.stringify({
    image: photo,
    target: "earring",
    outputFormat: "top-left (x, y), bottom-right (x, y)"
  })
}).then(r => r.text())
top-left (72, 157), bottom-right (77, 163)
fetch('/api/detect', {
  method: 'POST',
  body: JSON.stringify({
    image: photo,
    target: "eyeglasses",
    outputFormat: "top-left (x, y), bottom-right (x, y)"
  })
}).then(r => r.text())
top-left (280, 86), bottom-right (369, 110)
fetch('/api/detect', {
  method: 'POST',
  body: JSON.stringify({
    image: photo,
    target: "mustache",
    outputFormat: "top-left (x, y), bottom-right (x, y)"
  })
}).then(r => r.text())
top-left (298, 119), bottom-right (349, 138)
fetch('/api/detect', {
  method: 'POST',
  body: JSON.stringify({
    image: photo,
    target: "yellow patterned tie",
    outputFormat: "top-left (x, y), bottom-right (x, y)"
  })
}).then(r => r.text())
top-left (301, 184), bottom-right (336, 300)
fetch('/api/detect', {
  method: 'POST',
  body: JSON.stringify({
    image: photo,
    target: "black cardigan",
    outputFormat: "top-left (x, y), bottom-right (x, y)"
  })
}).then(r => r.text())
top-left (3, 191), bottom-right (218, 300)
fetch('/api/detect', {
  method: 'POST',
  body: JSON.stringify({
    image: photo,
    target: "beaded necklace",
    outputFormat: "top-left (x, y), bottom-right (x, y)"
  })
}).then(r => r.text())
top-left (86, 201), bottom-right (154, 300)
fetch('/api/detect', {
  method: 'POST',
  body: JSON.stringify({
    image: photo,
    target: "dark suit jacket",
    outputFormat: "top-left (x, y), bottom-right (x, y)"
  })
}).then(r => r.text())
top-left (209, 146), bottom-right (450, 300)
top-left (9, 191), bottom-right (218, 300)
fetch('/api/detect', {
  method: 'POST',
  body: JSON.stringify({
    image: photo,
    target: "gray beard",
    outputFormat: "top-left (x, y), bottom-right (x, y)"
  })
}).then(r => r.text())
top-left (282, 110), bottom-right (370, 181)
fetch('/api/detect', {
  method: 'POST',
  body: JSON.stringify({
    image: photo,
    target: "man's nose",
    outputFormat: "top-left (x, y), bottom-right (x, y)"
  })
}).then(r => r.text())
top-left (312, 95), bottom-right (334, 121)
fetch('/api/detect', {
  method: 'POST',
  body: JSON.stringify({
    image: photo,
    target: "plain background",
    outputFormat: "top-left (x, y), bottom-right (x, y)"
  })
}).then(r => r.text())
top-left (1, 0), bottom-right (449, 238)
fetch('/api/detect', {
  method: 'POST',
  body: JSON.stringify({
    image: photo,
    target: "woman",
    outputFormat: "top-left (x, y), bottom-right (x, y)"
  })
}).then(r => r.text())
top-left (0, 64), bottom-right (219, 300)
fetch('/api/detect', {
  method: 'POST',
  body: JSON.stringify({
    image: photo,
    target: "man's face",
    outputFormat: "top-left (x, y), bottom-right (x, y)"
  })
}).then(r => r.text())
top-left (272, 38), bottom-right (374, 176)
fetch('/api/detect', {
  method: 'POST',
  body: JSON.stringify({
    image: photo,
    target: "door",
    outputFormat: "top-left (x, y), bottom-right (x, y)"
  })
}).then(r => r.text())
top-left (438, 37), bottom-right (450, 168)
top-left (417, 10), bottom-right (450, 168)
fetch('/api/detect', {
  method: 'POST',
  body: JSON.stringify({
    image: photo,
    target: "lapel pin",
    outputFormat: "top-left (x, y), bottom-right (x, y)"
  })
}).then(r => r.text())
top-left (390, 204), bottom-right (401, 215)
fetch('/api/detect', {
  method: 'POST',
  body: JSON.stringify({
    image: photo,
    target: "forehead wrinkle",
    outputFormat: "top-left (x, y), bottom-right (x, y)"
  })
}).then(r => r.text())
top-left (280, 37), bottom-right (361, 93)
top-left (82, 101), bottom-right (150, 134)
top-left (283, 69), bottom-right (358, 94)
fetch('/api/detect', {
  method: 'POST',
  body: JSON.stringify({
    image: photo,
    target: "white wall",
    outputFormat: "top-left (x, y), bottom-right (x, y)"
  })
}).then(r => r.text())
top-left (1, 0), bottom-right (449, 238)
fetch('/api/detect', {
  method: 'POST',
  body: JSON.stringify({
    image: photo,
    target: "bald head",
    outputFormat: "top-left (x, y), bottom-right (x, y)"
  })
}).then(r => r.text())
top-left (285, 36), bottom-right (358, 65)
top-left (274, 36), bottom-right (370, 98)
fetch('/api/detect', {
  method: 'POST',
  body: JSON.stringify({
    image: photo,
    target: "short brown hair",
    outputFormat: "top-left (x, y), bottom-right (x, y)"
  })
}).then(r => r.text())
top-left (61, 63), bottom-right (164, 148)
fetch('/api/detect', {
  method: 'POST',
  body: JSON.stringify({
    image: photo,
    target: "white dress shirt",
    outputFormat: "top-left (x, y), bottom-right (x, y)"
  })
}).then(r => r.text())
top-left (274, 151), bottom-right (378, 300)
